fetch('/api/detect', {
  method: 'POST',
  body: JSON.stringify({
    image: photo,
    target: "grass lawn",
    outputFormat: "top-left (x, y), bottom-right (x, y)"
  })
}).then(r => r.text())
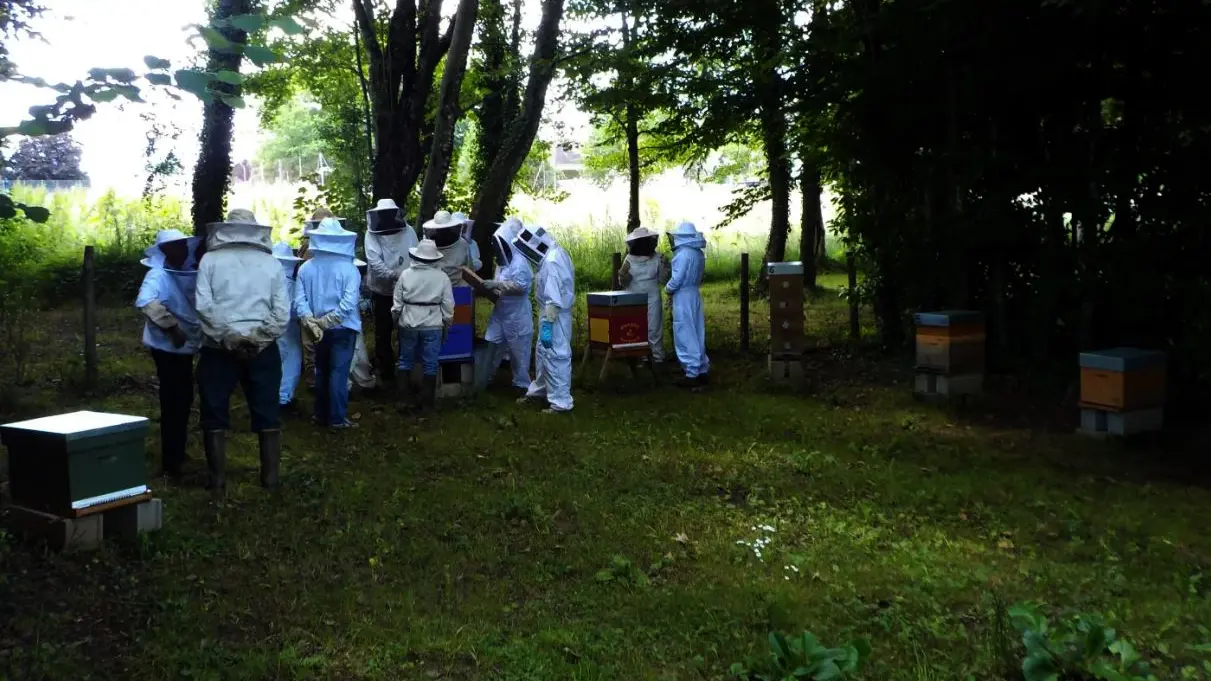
top-left (2, 274), bottom-right (1211, 680)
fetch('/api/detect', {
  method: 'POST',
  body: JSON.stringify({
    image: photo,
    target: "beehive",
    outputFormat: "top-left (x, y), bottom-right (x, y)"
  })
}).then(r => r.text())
top-left (768, 262), bottom-right (806, 358)
top-left (1078, 348), bottom-right (1166, 412)
top-left (914, 311), bottom-right (985, 375)
top-left (1, 411), bottom-right (149, 516)
top-left (438, 286), bottom-right (475, 362)
top-left (587, 291), bottom-right (649, 353)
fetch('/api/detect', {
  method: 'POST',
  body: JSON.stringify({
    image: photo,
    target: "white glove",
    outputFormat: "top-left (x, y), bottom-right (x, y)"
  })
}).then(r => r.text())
top-left (301, 317), bottom-right (325, 344)
top-left (482, 280), bottom-right (503, 291)
top-left (542, 303), bottom-right (558, 323)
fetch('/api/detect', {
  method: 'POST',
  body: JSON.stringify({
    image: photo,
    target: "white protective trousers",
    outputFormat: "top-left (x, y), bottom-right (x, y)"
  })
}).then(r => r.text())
top-left (624, 254), bottom-right (666, 362)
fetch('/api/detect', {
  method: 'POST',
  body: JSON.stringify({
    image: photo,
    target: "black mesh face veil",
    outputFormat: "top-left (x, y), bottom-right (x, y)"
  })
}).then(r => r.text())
top-left (627, 236), bottom-right (658, 256)
top-left (424, 225), bottom-right (461, 248)
top-left (493, 235), bottom-right (513, 265)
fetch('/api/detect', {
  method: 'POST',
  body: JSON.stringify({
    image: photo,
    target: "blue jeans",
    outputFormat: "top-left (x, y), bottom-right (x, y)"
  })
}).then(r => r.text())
top-left (314, 328), bottom-right (357, 426)
top-left (398, 327), bottom-right (442, 377)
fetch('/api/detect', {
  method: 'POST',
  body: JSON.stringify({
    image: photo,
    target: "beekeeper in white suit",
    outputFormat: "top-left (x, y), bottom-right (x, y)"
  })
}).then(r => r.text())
top-left (666, 221), bottom-right (710, 386)
top-left (514, 226), bottom-right (575, 413)
top-left (478, 218), bottom-right (533, 392)
top-left (619, 226), bottom-right (670, 363)
top-left (271, 242), bottom-right (303, 410)
top-left (452, 211), bottom-right (483, 271)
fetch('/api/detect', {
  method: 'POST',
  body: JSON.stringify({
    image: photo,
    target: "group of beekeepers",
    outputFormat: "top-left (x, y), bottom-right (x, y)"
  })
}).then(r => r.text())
top-left (134, 202), bottom-right (710, 492)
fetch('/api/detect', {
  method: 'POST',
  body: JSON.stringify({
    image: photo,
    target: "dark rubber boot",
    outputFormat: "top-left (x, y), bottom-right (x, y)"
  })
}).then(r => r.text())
top-left (421, 375), bottom-right (438, 414)
top-left (258, 429), bottom-right (281, 489)
top-left (203, 430), bottom-right (226, 492)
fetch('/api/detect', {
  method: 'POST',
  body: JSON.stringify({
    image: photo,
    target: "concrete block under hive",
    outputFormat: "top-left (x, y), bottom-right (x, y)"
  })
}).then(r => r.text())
top-left (438, 285), bottom-right (475, 363)
top-left (914, 310), bottom-right (985, 375)
top-left (767, 262), bottom-right (805, 360)
top-left (587, 291), bottom-right (649, 356)
top-left (1, 411), bottom-right (150, 517)
top-left (1079, 406), bottom-right (1163, 437)
top-left (1078, 348), bottom-right (1166, 412)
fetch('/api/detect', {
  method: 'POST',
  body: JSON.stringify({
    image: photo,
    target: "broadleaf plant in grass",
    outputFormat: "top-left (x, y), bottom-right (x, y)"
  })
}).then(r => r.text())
top-left (730, 630), bottom-right (870, 680)
top-left (1008, 602), bottom-right (1160, 681)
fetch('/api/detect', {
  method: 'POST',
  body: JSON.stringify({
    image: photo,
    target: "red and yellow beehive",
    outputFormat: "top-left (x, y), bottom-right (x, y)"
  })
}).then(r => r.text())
top-left (587, 291), bottom-right (649, 356)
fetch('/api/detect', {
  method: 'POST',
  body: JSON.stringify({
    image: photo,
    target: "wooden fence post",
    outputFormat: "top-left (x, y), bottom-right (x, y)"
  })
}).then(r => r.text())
top-left (83, 245), bottom-right (98, 389)
top-left (740, 252), bottom-right (750, 352)
top-left (611, 252), bottom-right (622, 290)
top-left (847, 251), bottom-right (860, 342)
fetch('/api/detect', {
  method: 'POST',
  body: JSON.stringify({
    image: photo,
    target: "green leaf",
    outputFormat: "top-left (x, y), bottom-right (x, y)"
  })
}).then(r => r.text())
top-left (593, 570), bottom-right (613, 582)
top-left (243, 44), bottom-right (279, 67)
top-left (214, 70), bottom-right (246, 85)
top-left (269, 15), bottom-right (305, 35)
top-left (230, 13), bottom-right (266, 32)
top-left (769, 632), bottom-right (792, 662)
top-left (101, 67), bottom-right (138, 83)
top-left (1022, 652), bottom-right (1060, 681)
top-left (89, 88), bottom-right (120, 103)
top-left (175, 69), bottom-right (214, 98)
top-left (15, 119), bottom-right (50, 136)
top-left (199, 25), bottom-right (233, 50)
top-left (21, 205), bottom-right (50, 223)
top-left (219, 95), bottom-right (246, 109)
top-left (144, 55), bottom-right (172, 70)
top-left (0, 198), bottom-right (16, 220)
top-left (1110, 639), bottom-right (1142, 668)
top-left (146, 73), bottom-right (173, 86)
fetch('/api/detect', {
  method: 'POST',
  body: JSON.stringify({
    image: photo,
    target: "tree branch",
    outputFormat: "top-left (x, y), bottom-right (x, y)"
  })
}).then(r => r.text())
top-left (352, 0), bottom-right (382, 64)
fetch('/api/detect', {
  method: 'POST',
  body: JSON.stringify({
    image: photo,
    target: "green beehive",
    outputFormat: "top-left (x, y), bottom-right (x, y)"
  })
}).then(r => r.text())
top-left (1, 411), bottom-right (149, 516)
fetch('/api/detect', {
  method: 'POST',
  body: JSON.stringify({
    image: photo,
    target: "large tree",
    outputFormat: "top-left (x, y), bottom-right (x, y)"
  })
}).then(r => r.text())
top-left (467, 0), bottom-right (566, 269)
top-left (1, 133), bottom-right (88, 182)
top-left (351, 0), bottom-right (455, 208)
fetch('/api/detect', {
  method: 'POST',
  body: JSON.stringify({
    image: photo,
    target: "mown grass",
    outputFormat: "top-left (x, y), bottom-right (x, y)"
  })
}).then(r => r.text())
top-left (2, 277), bottom-right (1211, 681)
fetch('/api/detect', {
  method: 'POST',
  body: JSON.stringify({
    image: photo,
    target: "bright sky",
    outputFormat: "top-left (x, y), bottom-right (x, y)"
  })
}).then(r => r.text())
top-left (1, 0), bottom-right (591, 196)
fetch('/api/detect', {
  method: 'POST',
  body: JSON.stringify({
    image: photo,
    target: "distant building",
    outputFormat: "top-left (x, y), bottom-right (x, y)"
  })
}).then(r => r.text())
top-left (552, 144), bottom-right (583, 179)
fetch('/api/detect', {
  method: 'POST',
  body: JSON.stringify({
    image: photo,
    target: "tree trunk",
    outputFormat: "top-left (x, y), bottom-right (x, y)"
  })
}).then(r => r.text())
top-left (470, 0), bottom-right (565, 271)
top-left (799, 164), bottom-right (824, 289)
top-left (190, 0), bottom-right (251, 234)
top-left (353, 0), bottom-right (451, 207)
top-left (754, 2), bottom-right (790, 289)
top-left (418, 0), bottom-right (479, 224)
top-left (621, 10), bottom-right (641, 233)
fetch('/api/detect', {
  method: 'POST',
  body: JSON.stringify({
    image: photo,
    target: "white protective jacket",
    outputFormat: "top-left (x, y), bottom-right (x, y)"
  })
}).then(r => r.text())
top-left (391, 260), bottom-right (455, 330)
top-left (364, 228), bottom-right (418, 297)
top-left (622, 253), bottom-right (670, 362)
top-left (196, 222), bottom-right (291, 351)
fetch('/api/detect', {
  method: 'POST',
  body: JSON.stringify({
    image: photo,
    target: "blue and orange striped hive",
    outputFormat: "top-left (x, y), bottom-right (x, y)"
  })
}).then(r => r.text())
top-left (438, 286), bottom-right (475, 363)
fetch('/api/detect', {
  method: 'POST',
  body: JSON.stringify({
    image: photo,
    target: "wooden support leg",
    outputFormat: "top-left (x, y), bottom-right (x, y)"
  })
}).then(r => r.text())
top-left (599, 348), bottom-right (613, 383)
top-left (578, 341), bottom-right (592, 380)
top-left (625, 357), bottom-right (637, 379)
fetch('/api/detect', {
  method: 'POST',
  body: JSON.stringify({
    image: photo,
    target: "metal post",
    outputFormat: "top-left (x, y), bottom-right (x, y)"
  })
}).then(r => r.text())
top-left (611, 252), bottom-right (622, 290)
top-left (83, 245), bottom-right (98, 389)
top-left (740, 252), bottom-right (750, 352)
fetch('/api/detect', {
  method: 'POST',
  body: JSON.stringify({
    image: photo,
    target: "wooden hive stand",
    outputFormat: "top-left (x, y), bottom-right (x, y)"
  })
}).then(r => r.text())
top-left (579, 291), bottom-right (659, 385)
top-left (1077, 347), bottom-right (1166, 437)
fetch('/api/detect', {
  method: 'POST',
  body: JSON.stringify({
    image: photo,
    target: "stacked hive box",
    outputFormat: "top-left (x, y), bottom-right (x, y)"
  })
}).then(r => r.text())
top-left (587, 291), bottom-right (649, 356)
top-left (1, 411), bottom-right (150, 516)
top-left (1078, 348), bottom-right (1165, 436)
top-left (914, 310), bottom-right (985, 398)
top-left (768, 262), bottom-right (806, 382)
top-left (431, 286), bottom-right (475, 396)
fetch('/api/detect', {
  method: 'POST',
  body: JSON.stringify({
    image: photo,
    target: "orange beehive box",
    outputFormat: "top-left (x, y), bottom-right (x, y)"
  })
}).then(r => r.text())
top-left (1078, 348), bottom-right (1166, 411)
top-left (914, 311), bottom-right (985, 375)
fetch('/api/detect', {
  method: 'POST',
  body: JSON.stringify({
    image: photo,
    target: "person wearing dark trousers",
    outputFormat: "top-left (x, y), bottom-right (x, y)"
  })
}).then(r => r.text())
top-left (194, 209), bottom-right (291, 492)
top-left (136, 228), bottom-right (203, 477)
top-left (364, 198), bottom-right (416, 387)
